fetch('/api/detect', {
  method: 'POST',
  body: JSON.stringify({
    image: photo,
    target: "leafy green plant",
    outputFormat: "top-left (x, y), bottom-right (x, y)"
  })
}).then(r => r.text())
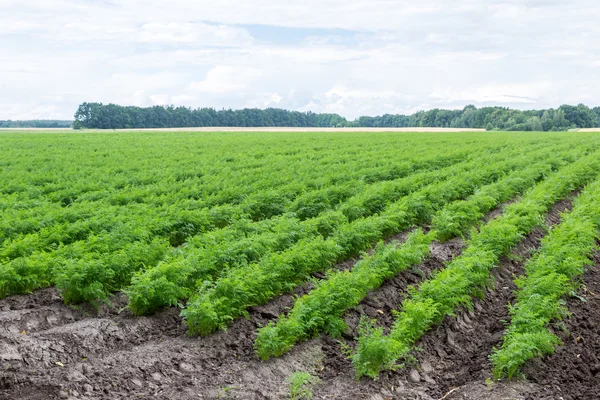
top-left (286, 371), bottom-right (320, 400)
top-left (183, 146), bottom-right (591, 336)
top-left (491, 179), bottom-right (600, 378)
top-left (0, 130), bottom-right (597, 320)
top-left (255, 230), bottom-right (433, 360)
top-left (352, 152), bottom-right (600, 378)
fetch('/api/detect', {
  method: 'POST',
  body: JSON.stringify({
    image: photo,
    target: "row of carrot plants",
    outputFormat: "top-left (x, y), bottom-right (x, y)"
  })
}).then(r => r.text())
top-left (180, 146), bottom-right (570, 336)
top-left (2, 134), bottom-right (490, 247)
top-left (125, 142), bottom-right (542, 315)
top-left (491, 178), bottom-right (600, 378)
top-left (350, 151), bottom-right (600, 378)
top-left (252, 153), bottom-right (579, 360)
top-left (0, 144), bottom-right (491, 300)
top-left (0, 143), bottom-right (488, 262)
top-left (0, 145), bottom-right (501, 302)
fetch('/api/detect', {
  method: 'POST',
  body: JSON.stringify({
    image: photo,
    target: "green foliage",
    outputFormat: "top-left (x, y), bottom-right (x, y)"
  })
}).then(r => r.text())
top-left (54, 237), bottom-right (170, 304)
top-left (1, 130), bottom-right (599, 333)
top-left (0, 119), bottom-right (72, 128)
top-left (491, 179), bottom-right (600, 378)
top-left (2, 130), bottom-right (489, 303)
top-left (125, 137), bottom-right (499, 315)
top-left (255, 230), bottom-right (433, 360)
top-left (352, 152), bottom-right (600, 377)
top-left (431, 156), bottom-right (569, 241)
top-left (352, 317), bottom-right (410, 379)
top-left (254, 141), bottom-right (584, 361)
top-left (72, 102), bottom-right (600, 131)
top-left (184, 142), bottom-right (561, 336)
top-left (286, 371), bottom-right (320, 400)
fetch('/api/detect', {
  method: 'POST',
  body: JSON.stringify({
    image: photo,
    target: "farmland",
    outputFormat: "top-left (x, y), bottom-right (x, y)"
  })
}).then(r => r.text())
top-left (1, 130), bottom-right (600, 399)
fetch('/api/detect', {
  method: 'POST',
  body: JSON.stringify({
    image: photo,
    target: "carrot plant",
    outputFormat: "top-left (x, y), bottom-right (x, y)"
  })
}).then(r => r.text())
top-left (255, 230), bottom-right (434, 360)
top-left (1, 131), bottom-right (597, 315)
top-left (127, 145), bottom-right (525, 315)
top-left (0, 136), bottom-right (498, 302)
top-left (253, 148), bottom-right (582, 360)
top-left (491, 178), bottom-right (600, 378)
top-left (182, 150), bottom-right (555, 336)
top-left (352, 152), bottom-right (600, 378)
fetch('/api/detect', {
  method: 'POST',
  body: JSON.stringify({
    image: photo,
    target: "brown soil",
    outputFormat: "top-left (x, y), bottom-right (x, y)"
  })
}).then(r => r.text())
top-left (410, 197), bottom-right (575, 399)
top-left (0, 196), bottom-right (593, 400)
top-left (311, 196), bottom-right (575, 400)
top-left (519, 246), bottom-right (600, 400)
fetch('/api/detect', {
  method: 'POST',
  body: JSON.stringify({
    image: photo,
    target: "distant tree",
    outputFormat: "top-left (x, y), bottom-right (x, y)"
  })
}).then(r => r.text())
top-left (559, 104), bottom-right (595, 128)
top-left (593, 107), bottom-right (600, 127)
top-left (527, 116), bottom-right (543, 131)
top-left (1, 120), bottom-right (72, 128)
top-left (70, 102), bottom-right (600, 131)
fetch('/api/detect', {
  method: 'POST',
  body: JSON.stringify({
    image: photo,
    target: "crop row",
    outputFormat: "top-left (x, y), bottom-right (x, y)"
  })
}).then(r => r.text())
top-left (2, 132), bottom-right (577, 254)
top-left (1, 133), bottom-right (495, 246)
top-left (0, 145), bottom-right (490, 301)
top-left (125, 141), bottom-right (559, 315)
top-left (1, 139), bottom-right (506, 263)
top-left (0, 151), bottom-right (454, 258)
top-left (350, 151), bottom-right (600, 378)
top-left (252, 154), bottom-right (575, 360)
top-left (180, 144), bottom-right (579, 336)
top-left (491, 178), bottom-right (600, 378)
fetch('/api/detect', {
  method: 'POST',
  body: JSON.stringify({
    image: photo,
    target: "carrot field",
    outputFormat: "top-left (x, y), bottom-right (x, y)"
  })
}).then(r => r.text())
top-left (1, 130), bottom-right (600, 400)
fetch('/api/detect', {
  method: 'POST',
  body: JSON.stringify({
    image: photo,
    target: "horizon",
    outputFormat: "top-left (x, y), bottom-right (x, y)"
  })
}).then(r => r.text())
top-left (2, 102), bottom-right (600, 123)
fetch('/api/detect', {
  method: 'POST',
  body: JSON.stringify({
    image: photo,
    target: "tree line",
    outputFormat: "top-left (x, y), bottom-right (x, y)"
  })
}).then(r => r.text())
top-left (67, 102), bottom-right (600, 131)
top-left (0, 120), bottom-right (72, 128)
top-left (73, 103), bottom-right (346, 130)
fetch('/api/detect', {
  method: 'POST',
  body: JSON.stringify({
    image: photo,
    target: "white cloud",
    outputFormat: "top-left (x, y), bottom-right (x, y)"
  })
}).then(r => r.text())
top-left (0, 0), bottom-right (599, 120)
top-left (188, 66), bottom-right (263, 94)
top-left (136, 23), bottom-right (253, 45)
top-left (245, 93), bottom-right (283, 108)
top-left (429, 82), bottom-right (554, 105)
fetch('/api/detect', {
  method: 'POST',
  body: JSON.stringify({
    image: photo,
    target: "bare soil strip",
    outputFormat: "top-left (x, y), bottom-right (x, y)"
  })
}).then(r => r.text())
top-left (519, 246), bottom-right (600, 400)
top-left (312, 197), bottom-right (573, 400)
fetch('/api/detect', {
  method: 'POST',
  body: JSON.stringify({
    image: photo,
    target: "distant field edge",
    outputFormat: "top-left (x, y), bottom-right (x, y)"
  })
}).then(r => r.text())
top-left (0, 127), bottom-right (486, 133)
top-left (572, 128), bottom-right (600, 132)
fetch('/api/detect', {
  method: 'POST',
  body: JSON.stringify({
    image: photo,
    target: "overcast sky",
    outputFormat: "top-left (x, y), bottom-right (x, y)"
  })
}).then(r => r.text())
top-left (1, 0), bottom-right (599, 120)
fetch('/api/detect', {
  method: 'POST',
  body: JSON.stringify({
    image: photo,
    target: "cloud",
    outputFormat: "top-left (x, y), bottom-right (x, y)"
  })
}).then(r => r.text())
top-left (136, 23), bottom-right (253, 46)
top-left (429, 82), bottom-right (554, 105)
top-left (188, 66), bottom-right (263, 94)
top-left (1, 0), bottom-right (599, 120)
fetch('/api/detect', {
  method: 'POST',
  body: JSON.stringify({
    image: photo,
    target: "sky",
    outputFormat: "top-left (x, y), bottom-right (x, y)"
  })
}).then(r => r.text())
top-left (1, 0), bottom-right (599, 120)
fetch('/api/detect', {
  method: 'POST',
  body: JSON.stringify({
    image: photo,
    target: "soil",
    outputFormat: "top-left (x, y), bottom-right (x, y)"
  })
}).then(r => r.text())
top-left (1, 196), bottom-right (596, 400)
top-left (520, 246), bottom-right (600, 400)
top-left (311, 196), bottom-right (575, 400)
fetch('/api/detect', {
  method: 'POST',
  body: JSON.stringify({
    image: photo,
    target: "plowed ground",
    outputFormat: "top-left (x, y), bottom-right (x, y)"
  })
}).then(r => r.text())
top-left (1, 197), bottom-right (598, 400)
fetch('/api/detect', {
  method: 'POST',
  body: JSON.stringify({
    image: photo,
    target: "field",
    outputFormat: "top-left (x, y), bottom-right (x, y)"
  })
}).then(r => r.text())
top-left (1, 130), bottom-right (600, 400)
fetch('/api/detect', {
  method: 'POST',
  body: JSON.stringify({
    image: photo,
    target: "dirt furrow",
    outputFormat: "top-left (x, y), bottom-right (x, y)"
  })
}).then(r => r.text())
top-left (520, 247), bottom-right (600, 400)
top-left (0, 198), bottom-right (560, 400)
top-left (410, 196), bottom-right (574, 399)
top-left (313, 197), bottom-right (574, 400)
